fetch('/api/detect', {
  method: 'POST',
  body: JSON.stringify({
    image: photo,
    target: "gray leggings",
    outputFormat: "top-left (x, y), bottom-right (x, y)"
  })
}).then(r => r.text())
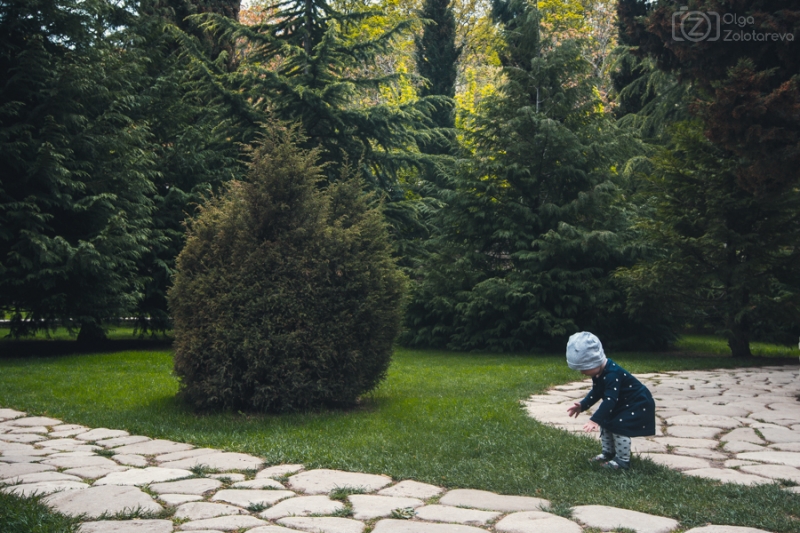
top-left (601, 428), bottom-right (631, 462)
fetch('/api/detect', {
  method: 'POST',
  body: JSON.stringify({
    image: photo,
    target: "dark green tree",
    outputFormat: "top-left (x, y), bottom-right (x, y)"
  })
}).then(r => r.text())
top-left (169, 125), bottom-right (406, 412)
top-left (401, 0), bottom-right (670, 351)
top-left (615, 122), bottom-right (800, 358)
top-left (0, 0), bottom-right (159, 340)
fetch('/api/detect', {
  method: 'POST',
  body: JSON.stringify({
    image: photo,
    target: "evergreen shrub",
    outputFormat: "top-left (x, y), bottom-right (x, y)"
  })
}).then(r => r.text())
top-left (168, 126), bottom-right (406, 411)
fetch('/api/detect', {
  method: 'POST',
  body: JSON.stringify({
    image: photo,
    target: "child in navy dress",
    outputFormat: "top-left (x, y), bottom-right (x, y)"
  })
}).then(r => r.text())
top-left (565, 331), bottom-right (656, 469)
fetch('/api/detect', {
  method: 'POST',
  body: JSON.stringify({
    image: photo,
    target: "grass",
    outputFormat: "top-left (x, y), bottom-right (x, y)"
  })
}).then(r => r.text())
top-left (676, 335), bottom-right (798, 357)
top-left (0, 325), bottom-right (170, 341)
top-left (0, 341), bottom-right (798, 532)
top-left (0, 491), bottom-right (81, 533)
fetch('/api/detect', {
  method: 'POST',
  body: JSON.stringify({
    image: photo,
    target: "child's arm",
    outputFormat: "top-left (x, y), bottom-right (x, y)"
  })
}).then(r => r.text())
top-left (587, 371), bottom-right (621, 427)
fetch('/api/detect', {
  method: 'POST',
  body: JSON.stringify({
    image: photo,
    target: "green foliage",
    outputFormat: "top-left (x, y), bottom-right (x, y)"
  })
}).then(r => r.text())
top-left (615, 122), bottom-right (800, 357)
top-left (402, 2), bottom-right (672, 351)
top-left (168, 125), bottom-right (407, 411)
top-left (0, 490), bottom-right (80, 533)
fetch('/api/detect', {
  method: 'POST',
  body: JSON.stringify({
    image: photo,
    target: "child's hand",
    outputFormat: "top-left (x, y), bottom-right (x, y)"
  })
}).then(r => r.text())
top-left (567, 402), bottom-right (582, 418)
top-left (583, 420), bottom-right (599, 432)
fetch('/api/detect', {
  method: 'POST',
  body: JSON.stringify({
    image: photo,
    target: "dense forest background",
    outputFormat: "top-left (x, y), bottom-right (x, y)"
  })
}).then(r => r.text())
top-left (1, 0), bottom-right (798, 357)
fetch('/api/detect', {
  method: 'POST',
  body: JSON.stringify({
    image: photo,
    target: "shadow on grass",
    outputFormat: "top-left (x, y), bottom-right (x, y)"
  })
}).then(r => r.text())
top-left (0, 338), bottom-right (173, 359)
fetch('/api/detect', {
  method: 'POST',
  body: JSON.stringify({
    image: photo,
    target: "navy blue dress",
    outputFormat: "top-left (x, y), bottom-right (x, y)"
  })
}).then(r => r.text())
top-left (578, 359), bottom-right (656, 437)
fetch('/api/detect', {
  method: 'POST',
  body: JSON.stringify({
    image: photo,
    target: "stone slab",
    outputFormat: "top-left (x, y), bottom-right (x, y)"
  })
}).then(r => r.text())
top-left (75, 429), bottom-right (130, 441)
top-left (0, 408), bottom-right (26, 420)
top-left (641, 454), bottom-right (710, 470)
top-left (737, 451), bottom-right (800, 467)
top-left (3, 471), bottom-right (83, 484)
top-left (723, 441), bottom-right (765, 453)
top-left (208, 473), bottom-right (245, 482)
top-left (415, 504), bottom-right (499, 525)
top-left (50, 428), bottom-right (91, 439)
top-left (250, 527), bottom-right (309, 533)
top-left (757, 427), bottom-right (800, 443)
top-left (0, 462), bottom-right (56, 479)
top-left (3, 480), bottom-right (88, 496)
top-left (495, 511), bottom-right (583, 533)
top-left (682, 468), bottom-right (772, 486)
top-left (651, 437), bottom-right (718, 449)
top-left (665, 426), bottom-right (723, 439)
top-left (231, 478), bottom-right (285, 489)
top-left (683, 526), bottom-right (774, 533)
top-left (8, 425), bottom-right (50, 434)
top-left (42, 455), bottom-right (120, 469)
top-left (738, 464), bottom-right (800, 483)
top-left (571, 505), bottom-right (679, 533)
top-left (438, 489), bottom-right (549, 512)
top-left (770, 442), bottom-right (800, 452)
top-left (288, 469), bottom-right (392, 494)
top-left (371, 519), bottom-right (487, 533)
top-left (150, 477), bottom-right (223, 495)
top-left (154, 448), bottom-right (218, 463)
top-left (175, 501), bottom-right (248, 520)
top-left (160, 452), bottom-right (264, 471)
top-left (256, 464), bottom-right (304, 479)
top-left (113, 439), bottom-right (194, 456)
top-left (260, 495), bottom-right (345, 519)
top-left (0, 455), bottom-right (45, 463)
top-left (95, 436), bottom-right (151, 448)
top-left (79, 520), bottom-right (174, 533)
top-left (0, 433), bottom-right (47, 443)
top-left (724, 428), bottom-right (765, 444)
top-left (94, 466), bottom-right (194, 486)
top-left (63, 466), bottom-right (130, 479)
top-left (673, 448), bottom-right (727, 460)
top-left (159, 493), bottom-right (205, 505)
top-left (112, 454), bottom-right (149, 467)
top-left (277, 517), bottom-right (365, 533)
top-left (378, 480), bottom-right (443, 499)
top-left (44, 485), bottom-right (162, 518)
top-left (211, 488), bottom-right (296, 507)
top-left (348, 494), bottom-right (424, 520)
top-left (179, 516), bottom-right (268, 531)
top-left (5, 416), bottom-right (63, 426)
top-left (665, 415), bottom-right (740, 429)
top-left (0, 442), bottom-right (50, 455)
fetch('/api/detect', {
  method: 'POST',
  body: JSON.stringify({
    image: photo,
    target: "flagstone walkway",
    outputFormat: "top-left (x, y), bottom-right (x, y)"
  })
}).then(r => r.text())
top-left (523, 365), bottom-right (800, 488)
top-left (1, 365), bottom-right (797, 533)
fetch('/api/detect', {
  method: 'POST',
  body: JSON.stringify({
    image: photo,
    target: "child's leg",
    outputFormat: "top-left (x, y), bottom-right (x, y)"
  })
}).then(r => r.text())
top-left (595, 427), bottom-right (616, 460)
top-left (612, 434), bottom-right (631, 463)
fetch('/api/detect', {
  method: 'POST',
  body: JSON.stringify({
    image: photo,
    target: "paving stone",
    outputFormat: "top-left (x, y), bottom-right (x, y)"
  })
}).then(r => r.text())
top-left (256, 464), bottom-right (305, 479)
top-left (738, 464), bottom-right (800, 483)
top-left (0, 408), bottom-right (26, 420)
top-left (8, 425), bottom-right (50, 434)
top-left (249, 527), bottom-right (308, 533)
top-left (50, 428), bottom-right (92, 439)
top-left (378, 480), bottom-right (443, 499)
top-left (665, 415), bottom-right (741, 429)
top-left (672, 448), bottom-right (728, 460)
top-left (44, 485), bottom-right (162, 518)
top-left (665, 426), bottom-right (723, 439)
top-left (495, 511), bottom-right (583, 533)
top-left (0, 455), bottom-right (44, 463)
top-left (0, 433), bottom-right (47, 443)
top-left (641, 453), bottom-right (710, 470)
top-left (95, 436), bottom-right (152, 448)
top-left (5, 416), bottom-right (63, 426)
top-left (571, 505), bottom-right (679, 533)
top-left (112, 454), bottom-right (149, 467)
top-left (651, 437), bottom-right (718, 449)
top-left (724, 428), bottom-right (765, 444)
top-left (208, 473), bottom-right (245, 482)
top-left (348, 494), bottom-right (424, 520)
top-left (75, 428), bottom-right (129, 442)
top-left (211, 488), bottom-right (295, 507)
top-left (723, 441), bottom-right (766, 453)
top-left (682, 468), bottom-right (773, 486)
top-left (724, 460), bottom-right (759, 468)
top-left (749, 411), bottom-right (800, 426)
top-left (737, 451), bottom-right (800, 467)
top-left (277, 517), bottom-right (365, 533)
top-left (757, 427), bottom-right (800, 443)
top-left (112, 439), bottom-right (194, 456)
top-left (0, 442), bottom-right (50, 455)
top-left (51, 424), bottom-right (87, 432)
top-left (175, 501), bottom-right (248, 520)
top-left (770, 442), bottom-right (800, 452)
top-left (2, 480), bottom-right (88, 496)
top-left (79, 520), bottom-right (174, 533)
top-left (150, 477), bottom-right (223, 495)
top-left (288, 469), bottom-right (392, 494)
top-left (42, 455), bottom-right (120, 469)
top-left (2, 471), bottom-right (82, 484)
top-left (371, 519), bottom-right (488, 533)
top-left (438, 489), bottom-right (549, 512)
top-left (0, 462), bottom-right (56, 479)
top-left (39, 438), bottom-right (98, 450)
top-left (259, 495), bottom-right (345, 519)
top-left (160, 451), bottom-right (264, 471)
top-left (631, 440), bottom-right (667, 453)
top-left (154, 448), bottom-right (217, 463)
top-left (159, 493), bottom-right (205, 504)
top-left (63, 466), bottom-right (130, 479)
top-left (94, 466), bottom-right (194, 486)
top-left (231, 478), bottom-right (285, 489)
top-left (414, 504), bottom-right (500, 525)
top-left (683, 526), bottom-right (775, 533)
top-left (685, 404), bottom-right (751, 417)
top-left (179, 516), bottom-right (268, 531)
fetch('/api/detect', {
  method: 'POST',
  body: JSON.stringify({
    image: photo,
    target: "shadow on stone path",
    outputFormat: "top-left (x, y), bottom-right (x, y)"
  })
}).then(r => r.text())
top-left (2, 365), bottom-right (798, 533)
top-left (523, 365), bottom-right (800, 489)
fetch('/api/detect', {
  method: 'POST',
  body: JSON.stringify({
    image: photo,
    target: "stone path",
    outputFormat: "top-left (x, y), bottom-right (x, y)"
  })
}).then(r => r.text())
top-left (523, 365), bottom-right (800, 489)
top-left (1, 365), bottom-right (797, 533)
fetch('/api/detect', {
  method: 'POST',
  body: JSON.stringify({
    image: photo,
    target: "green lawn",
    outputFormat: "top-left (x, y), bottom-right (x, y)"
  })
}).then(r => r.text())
top-left (0, 345), bottom-right (797, 531)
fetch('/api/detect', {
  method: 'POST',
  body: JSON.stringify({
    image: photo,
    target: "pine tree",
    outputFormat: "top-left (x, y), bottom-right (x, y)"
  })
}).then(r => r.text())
top-left (401, 0), bottom-right (670, 351)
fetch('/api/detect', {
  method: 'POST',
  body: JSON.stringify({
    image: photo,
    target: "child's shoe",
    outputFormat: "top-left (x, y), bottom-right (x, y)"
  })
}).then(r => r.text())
top-left (602, 459), bottom-right (630, 470)
top-left (589, 453), bottom-right (615, 463)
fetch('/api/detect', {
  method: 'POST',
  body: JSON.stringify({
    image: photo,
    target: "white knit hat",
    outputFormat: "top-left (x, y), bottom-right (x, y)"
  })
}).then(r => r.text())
top-left (566, 331), bottom-right (607, 371)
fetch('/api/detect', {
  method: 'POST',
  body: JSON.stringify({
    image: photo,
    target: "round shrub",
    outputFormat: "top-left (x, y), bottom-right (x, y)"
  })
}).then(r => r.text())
top-left (168, 126), bottom-right (406, 412)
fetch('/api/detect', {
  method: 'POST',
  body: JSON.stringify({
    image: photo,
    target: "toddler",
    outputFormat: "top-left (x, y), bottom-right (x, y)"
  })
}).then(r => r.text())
top-left (565, 331), bottom-right (656, 469)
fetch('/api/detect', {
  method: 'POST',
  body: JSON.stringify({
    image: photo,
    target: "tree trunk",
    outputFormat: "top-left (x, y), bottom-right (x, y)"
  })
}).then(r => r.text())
top-left (726, 318), bottom-right (753, 358)
top-left (77, 322), bottom-right (107, 344)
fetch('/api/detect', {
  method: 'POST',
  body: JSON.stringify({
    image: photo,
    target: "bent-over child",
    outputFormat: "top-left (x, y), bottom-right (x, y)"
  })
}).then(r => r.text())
top-left (565, 331), bottom-right (656, 470)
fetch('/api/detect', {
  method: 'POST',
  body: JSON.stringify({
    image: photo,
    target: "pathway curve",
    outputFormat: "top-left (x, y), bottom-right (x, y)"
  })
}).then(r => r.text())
top-left (1, 364), bottom-right (797, 533)
top-left (523, 365), bottom-right (800, 488)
